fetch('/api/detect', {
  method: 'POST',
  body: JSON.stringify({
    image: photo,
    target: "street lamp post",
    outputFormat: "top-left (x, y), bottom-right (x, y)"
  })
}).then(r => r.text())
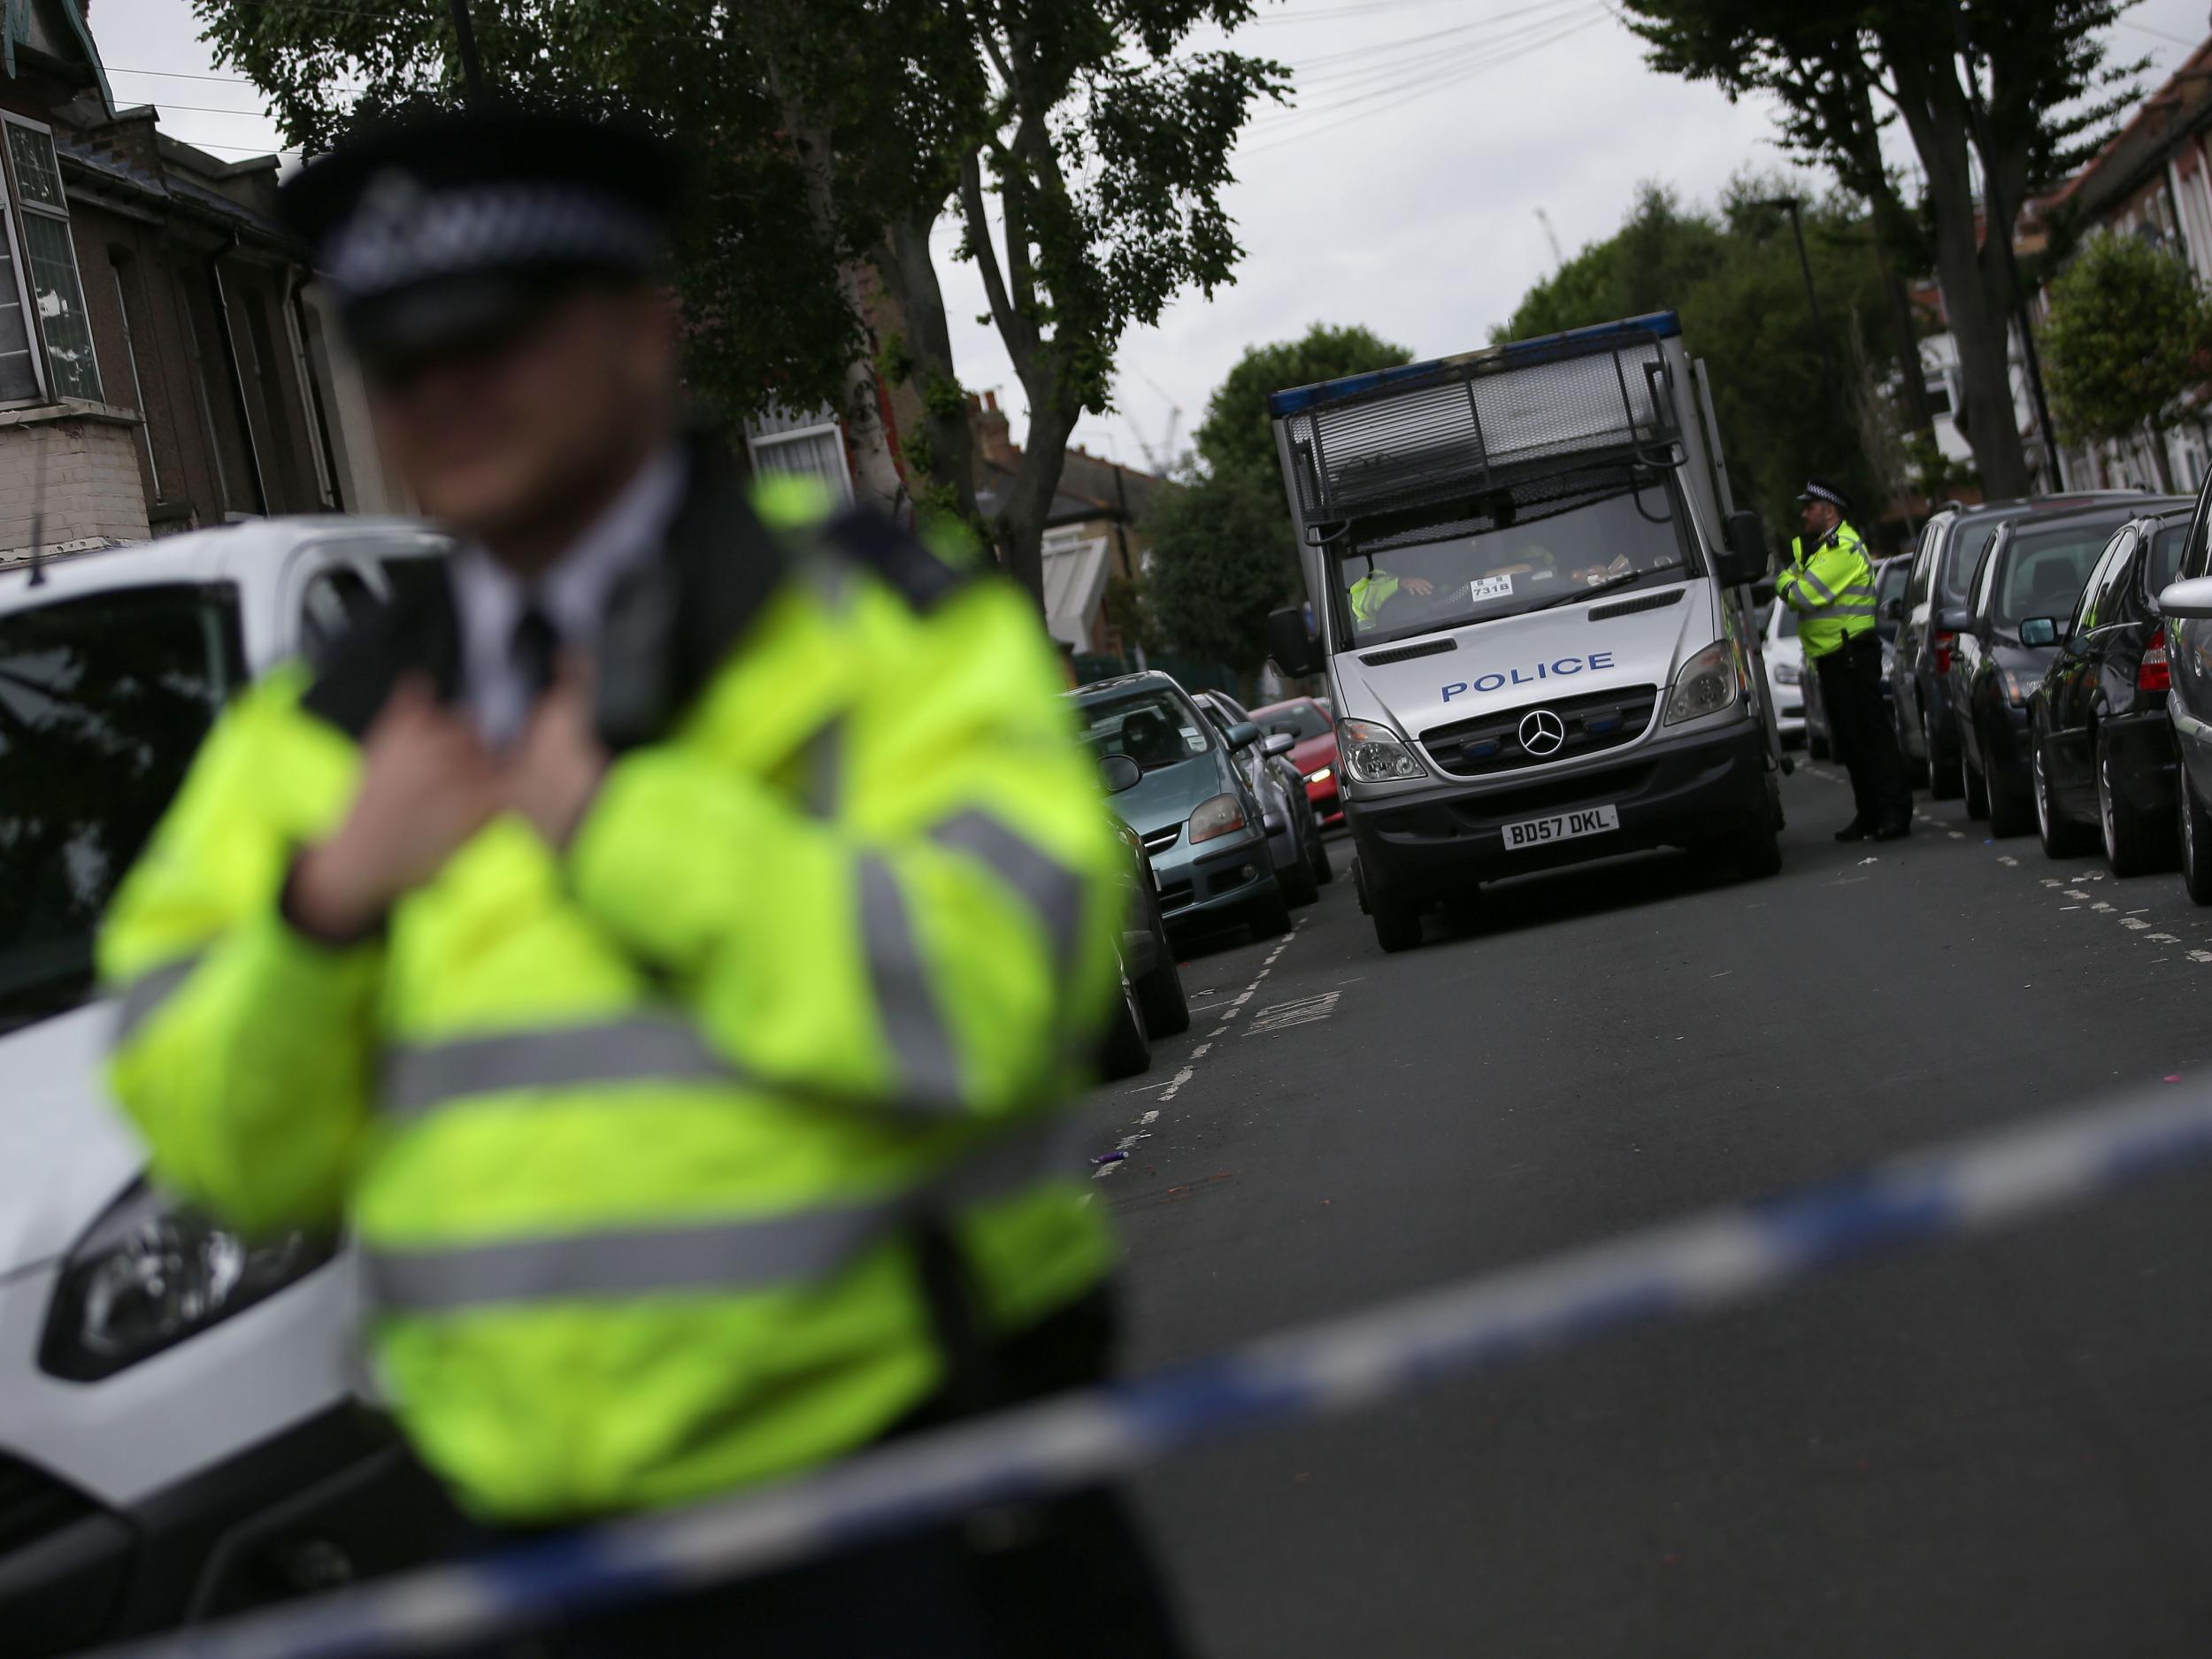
top-left (1755, 196), bottom-right (1844, 412)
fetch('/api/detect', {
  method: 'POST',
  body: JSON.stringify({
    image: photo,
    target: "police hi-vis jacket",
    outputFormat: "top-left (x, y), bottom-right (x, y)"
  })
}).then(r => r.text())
top-left (99, 439), bottom-right (1123, 1523)
top-left (1774, 521), bottom-right (1878, 659)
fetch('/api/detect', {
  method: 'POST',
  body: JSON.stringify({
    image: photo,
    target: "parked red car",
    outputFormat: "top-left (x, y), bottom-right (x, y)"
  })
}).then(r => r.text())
top-left (1249, 695), bottom-right (1341, 826)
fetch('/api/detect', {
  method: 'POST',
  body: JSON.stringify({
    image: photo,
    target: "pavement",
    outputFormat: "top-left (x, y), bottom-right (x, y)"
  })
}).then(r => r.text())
top-left (1084, 759), bottom-right (2212, 1657)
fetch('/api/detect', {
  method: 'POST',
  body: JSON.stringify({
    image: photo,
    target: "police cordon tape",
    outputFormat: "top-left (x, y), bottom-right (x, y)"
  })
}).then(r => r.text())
top-left (102, 1079), bottom-right (2212, 1659)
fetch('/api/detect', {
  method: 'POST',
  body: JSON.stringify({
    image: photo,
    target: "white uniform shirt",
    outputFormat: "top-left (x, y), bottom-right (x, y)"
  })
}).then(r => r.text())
top-left (448, 446), bottom-right (687, 748)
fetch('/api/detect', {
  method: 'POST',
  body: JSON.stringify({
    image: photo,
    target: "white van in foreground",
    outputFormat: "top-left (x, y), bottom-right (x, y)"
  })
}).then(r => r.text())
top-left (1262, 312), bottom-right (1784, 951)
top-left (0, 521), bottom-right (453, 1655)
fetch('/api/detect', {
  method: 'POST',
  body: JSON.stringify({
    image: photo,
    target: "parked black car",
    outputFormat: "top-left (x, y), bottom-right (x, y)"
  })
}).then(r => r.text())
top-left (1947, 499), bottom-right (2185, 836)
top-left (1893, 493), bottom-right (2142, 796)
top-left (2025, 510), bottom-right (2191, 872)
top-left (1804, 553), bottom-right (1908, 759)
top-left (1096, 756), bottom-right (1193, 1078)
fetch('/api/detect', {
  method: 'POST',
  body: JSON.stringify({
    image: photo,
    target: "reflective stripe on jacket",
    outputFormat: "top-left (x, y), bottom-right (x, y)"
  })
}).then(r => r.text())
top-left (99, 439), bottom-right (1121, 1524)
top-left (1348, 571), bottom-right (1401, 627)
top-left (1775, 522), bottom-right (1878, 658)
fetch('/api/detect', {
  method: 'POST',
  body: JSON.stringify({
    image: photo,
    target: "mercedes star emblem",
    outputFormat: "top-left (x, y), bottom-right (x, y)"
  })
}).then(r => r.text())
top-left (1519, 708), bottom-right (1567, 757)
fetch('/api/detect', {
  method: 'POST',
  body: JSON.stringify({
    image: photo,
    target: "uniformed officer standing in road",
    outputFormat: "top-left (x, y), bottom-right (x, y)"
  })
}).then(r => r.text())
top-left (1777, 476), bottom-right (1911, 841)
top-left (99, 107), bottom-right (1187, 1658)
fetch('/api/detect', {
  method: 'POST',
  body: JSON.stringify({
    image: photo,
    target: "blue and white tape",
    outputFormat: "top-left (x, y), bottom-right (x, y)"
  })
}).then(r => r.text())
top-left (98, 1082), bottom-right (2212, 1659)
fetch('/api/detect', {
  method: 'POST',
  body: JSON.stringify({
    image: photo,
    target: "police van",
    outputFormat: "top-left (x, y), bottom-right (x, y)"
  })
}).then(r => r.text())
top-left (1261, 312), bottom-right (1784, 951)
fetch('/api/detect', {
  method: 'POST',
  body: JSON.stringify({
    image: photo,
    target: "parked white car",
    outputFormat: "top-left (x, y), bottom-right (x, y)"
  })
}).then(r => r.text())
top-left (1760, 599), bottom-right (1807, 746)
top-left (0, 518), bottom-right (455, 1655)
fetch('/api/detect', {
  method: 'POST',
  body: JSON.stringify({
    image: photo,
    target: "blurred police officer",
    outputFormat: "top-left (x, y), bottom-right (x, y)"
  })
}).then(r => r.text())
top-left (100, 106), bottom-right (1186, 1657)
top-left (1777, 476), bottom-right (1910, 841)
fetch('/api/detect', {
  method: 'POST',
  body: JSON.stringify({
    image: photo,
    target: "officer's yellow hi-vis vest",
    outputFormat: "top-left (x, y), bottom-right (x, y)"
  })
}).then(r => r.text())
top-left (1348, 570), bottom-right (1402, 627)
top-left (98, 443), bottom-right (1121, 1524)
top-left (1775, 521), bottom-right (1878, 658)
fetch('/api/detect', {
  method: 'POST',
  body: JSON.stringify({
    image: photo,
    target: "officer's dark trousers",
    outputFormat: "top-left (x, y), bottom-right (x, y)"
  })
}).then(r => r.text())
top-left (452, 1286), bottom-right (1191, 1659)
top-left (1815, 632), bottom-right (1912, 826)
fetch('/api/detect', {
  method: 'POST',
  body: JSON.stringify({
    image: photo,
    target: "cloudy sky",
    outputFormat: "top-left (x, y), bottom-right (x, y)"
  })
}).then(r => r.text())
top-left (99, 0), bottom-right (2212, 472)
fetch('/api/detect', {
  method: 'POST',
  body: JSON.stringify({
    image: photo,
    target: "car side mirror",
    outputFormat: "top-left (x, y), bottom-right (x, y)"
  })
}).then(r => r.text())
top-left (1881, 595), bottom-right (1904, 622)
top-left (1263, 732), bottom-right (1296, 757)
top-left (1266, 605), bottom-right (1320, 679)
top-left (2158, 575), bottom-right (2212, 620)
top-left (1938, 606), bottom-right (1975, 634)
top-left (1225, 720), bottom-right (1262, 751)
top-left (2018, 616), bottom-right (2062, 649)
top-left (1719, 511), bottom-right (1768, 588)
top-left (1099, 754), bottom-right (1141, 795)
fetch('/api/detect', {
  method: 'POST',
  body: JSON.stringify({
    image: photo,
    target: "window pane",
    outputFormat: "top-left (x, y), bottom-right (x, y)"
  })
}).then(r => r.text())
top-left (20, 212), bottom-right (99, 402)
top-left (0, 587), bottom-right (241, 1032)
top-left (0, 228), bottom-right (39, 402)
top-left (749, 427), bottom-right (852, 503)
top-left (6, 125), bottom-right (63, 211)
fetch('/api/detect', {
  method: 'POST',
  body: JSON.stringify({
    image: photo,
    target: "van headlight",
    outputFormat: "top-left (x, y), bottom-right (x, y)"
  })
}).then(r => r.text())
top-left (41, 1183), bottom-right (334, 1380)
top-left (1664, 641), bottom-right (1740, 726)
top-left (1187, 792), bottom-right (1250, 845)
top-left (1339, 719), bottom-right (1428, 783)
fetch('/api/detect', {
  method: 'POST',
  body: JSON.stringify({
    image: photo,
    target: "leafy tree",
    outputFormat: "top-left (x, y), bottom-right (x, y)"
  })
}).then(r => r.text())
top-left (1620, 0), bottom-right (2143, 499)
top-left (1148, 323), bottom-right (1409, 674)
top-left (2040, 231), bottom-right (2212, 493)
top-left (193, 0), bottom-right (1285, 603)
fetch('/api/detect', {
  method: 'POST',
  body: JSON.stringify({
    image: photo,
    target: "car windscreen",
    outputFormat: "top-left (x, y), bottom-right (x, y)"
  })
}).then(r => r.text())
top-left (1077, 688), bottom-right (1216, 769)
top-left (1333, 462), bottom-right (1692, 646)
top-left (0, 585), bottom-right (242, 1033)
top-left (2147, 523), bottom-right (2190, 599)
top-left (1256, 702), bottom-right (1331, 741)
top-left (1994, 523), bottom-right (2127, 629)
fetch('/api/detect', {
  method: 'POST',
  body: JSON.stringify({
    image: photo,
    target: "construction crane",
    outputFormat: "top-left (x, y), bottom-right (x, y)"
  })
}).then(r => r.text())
top-left (1123, 370), bottom-right (1185, 476)
top-left (1534, 206), bottom-right (1565, 271)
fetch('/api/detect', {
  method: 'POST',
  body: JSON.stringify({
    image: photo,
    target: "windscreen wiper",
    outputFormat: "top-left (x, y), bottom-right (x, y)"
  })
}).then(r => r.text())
top-left (1524, 567), bottom-right (1667, 615)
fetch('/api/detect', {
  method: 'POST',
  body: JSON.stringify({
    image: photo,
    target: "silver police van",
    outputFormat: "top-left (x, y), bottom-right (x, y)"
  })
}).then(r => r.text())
top-left (1262, 312), bottom-right (1783, 951)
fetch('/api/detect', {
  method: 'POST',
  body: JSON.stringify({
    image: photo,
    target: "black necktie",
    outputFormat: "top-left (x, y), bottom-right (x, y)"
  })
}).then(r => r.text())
top-left (511, 603), bottom-right (561, 701)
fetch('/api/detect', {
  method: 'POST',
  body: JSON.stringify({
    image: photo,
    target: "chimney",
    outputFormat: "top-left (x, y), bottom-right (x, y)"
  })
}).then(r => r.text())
top-left (972, 387), bottom-right (1017, 468)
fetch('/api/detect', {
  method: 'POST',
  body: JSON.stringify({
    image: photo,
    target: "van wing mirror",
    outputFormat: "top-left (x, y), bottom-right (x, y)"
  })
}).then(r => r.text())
top-left (1719, 511), bottom-right (1769, 588)
top-left (1266, 606), bottom-right (1320, 679)
top-left (2158, 575), bottom-right (2212, 620)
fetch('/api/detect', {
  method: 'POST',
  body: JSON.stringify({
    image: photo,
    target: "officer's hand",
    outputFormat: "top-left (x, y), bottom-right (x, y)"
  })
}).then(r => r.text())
top-left (507, 663), bottom-right (608, 849)
top-left (1404, 577), bottom-right (1435, 596)
top-left (292, 677), bottom-right (501, 939)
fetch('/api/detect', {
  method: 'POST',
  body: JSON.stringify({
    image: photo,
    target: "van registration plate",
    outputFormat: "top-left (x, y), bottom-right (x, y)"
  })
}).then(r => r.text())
top-left (1502, 804), bottom-right (1619, 849)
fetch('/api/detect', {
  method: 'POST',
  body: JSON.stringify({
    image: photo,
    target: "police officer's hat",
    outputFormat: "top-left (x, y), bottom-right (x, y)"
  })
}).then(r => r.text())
top-left (280, 106), bottom-right (681, 378)
top-left (1797, 476), bottom-right (1853, 514)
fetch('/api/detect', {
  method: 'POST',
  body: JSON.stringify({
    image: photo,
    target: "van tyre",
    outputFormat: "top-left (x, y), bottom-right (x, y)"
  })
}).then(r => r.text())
top-left (1248, 879), bottom-right (1294, 942)
top-left (1309, 813), bottom-right (1335, 885)
top-left (2098, 728), bottom-right (2173, 877)
top-left (2178, 770), bottom-right (2212, 903)
top-left (1731, 821), bottom-right (1783, 879)
top-left (1099, 968), bottom-right (1151, 1079)
top-left (2033, 731), bottom-right (2094, 859)
top-left (1355, 856), bottom-right (1422, 952)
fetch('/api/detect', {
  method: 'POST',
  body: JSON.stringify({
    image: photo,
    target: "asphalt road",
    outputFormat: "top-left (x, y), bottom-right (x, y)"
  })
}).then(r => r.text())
top-left (1084, 760), bottom-right (2212, 1657)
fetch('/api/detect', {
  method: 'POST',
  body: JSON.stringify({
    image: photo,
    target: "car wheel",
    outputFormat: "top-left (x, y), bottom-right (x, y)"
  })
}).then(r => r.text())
top-left (1962, 742), bottom-right (1989, 820)
top-left (2033, 732), bottom-right (2094, 859)
top-left (1355, 856), bottom-right (1422, 952)
top-left (1098, 965), bottom-right (1151, 1079)
top-left (1898, 708), bottom-right (1930, 788)
top-left (2179, 767), bottom-right (2212, 904)
top-left (2097, 728), bottom-right (2174, 877)
top-left (1731, 820), bottom-right (1783, 879)
top-left (1809, 729), bottom-right (1832, 761)
top-left (1926, 712), bottom-right (1961, 800)
top-left (1132, 885), bottom-right (1190, 1038)
top-left (1248, 877), bottom-right (1294, 941)
top-left (1309, 812), bottom-right (1335, 885)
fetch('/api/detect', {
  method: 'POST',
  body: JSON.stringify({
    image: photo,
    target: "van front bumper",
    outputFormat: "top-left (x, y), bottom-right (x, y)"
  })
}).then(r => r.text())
top-left (1348, 719), bottom-right (1770, 900)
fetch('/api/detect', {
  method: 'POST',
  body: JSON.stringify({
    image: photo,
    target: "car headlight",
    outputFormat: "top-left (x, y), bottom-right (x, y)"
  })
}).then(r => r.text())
top-left (1304, 766), bottom-right (1334, 785)
top-left (1773, 661), bottom-right (1801, 687)
top-left (1338, 718), bottom-right (1428, 783)
top-left (41, 1183), bottom-right (334, 1381)
top-left (1187, 792), bottom-right (1250, 845)
top-left (1664, 641), bottom-right (1740, 726)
